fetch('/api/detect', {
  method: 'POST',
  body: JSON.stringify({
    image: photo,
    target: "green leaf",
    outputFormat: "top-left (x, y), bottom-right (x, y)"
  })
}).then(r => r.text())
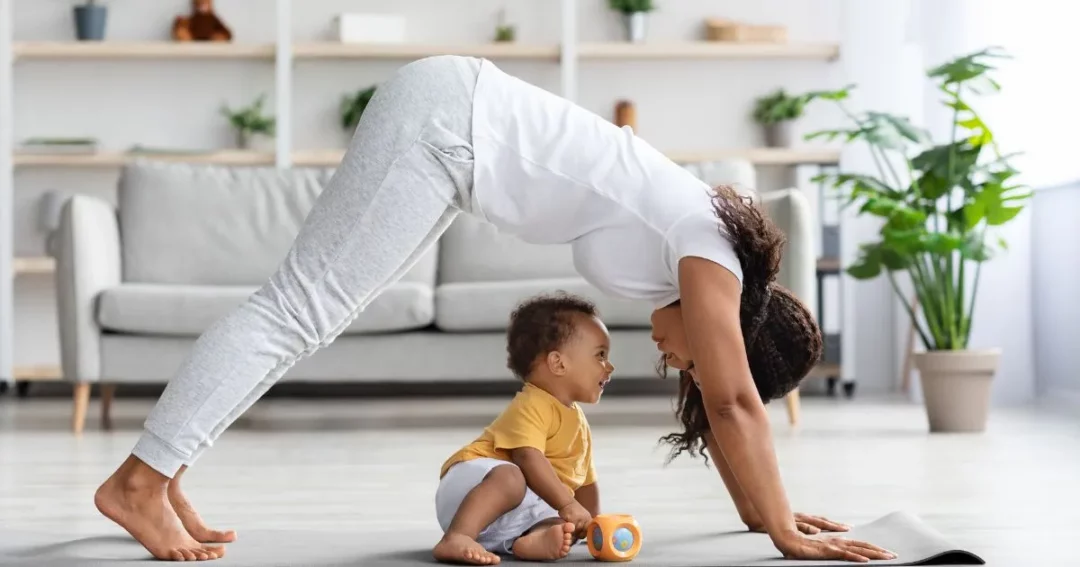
top-left (986, 205), bottom-right (1023, 225)
top-left (879, 246), bottom-right (910, 270)
top-left (997, 236), bottom-right (1009, 250)
top-left (960, 234), bottom-right (992, 261)
top-left (866, 111), bottom-right (932, 144)
top-left (846, 246), bottom-right (883, 279)
top-left (926, 46), bottom-right (1010, 86)
top-left (963, 200), bottom-right (987, 230)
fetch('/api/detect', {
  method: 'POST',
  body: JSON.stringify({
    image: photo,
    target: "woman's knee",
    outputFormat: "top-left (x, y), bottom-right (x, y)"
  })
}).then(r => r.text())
top-left (485, 463), bottom-right (526, 502)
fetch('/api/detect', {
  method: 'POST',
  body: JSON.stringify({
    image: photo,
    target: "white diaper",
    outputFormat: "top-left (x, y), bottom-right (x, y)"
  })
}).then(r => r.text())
top-left (436, 458), bottom-right (560, 554)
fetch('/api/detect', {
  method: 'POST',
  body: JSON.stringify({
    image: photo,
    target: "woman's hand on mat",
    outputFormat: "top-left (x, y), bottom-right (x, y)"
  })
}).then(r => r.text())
top-left (558, 500), bottom-right (593, 537)
top-left (775, 531), bottom-right (896, 563)
top-left (749, 513), bottom-right (851, 535)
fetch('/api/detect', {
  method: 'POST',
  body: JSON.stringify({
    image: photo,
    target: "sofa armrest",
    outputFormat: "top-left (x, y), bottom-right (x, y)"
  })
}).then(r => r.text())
top-left (55, 195), bottom-right (121, 383)
top-left (760, 188), bottom-right (818, 321)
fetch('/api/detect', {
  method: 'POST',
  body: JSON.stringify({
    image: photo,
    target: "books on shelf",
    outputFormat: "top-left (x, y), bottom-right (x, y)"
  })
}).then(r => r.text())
top-left (19, 137), bottom-right (98, 154)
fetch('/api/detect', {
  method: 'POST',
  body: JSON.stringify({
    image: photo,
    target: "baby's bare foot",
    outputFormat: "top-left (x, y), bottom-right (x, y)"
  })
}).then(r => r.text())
top-left (512, 521), bottom-right (574, 561)
top-left (434, 533), bottom-right (501, 565)
top-left (95, 458), bottom-right (225, 561)
top-left (168, 478), bottom-right (236, 544)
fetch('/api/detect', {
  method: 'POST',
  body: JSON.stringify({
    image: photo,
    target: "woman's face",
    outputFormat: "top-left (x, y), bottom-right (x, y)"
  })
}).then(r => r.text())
top-left (650, 303), bottom-right (693, 371)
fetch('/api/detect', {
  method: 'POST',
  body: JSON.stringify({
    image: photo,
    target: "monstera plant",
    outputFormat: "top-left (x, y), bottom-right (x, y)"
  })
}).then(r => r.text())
top-left (802, 47), bottom-right (1030, 432)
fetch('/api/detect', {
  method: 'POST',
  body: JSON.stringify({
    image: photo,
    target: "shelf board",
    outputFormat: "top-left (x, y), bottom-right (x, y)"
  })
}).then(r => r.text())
top-left (293, 42), bottom-right (560, 60)
top-left (817, 257), bottom-right (842, 273)
top-left (14, 257), bottom-right (55, 276)
top-left (294, 148), bottom-right (838, 168)
top-left (666, 148), bottom-right (839, 165)
top-left (14, 150), bottom-right (277, 167)
top-left (13, 365), bottom-right (62, 381)
top-left (578, 42), bottom-right (840, 61)
top-left (14, 41), bottom-right (275, 60)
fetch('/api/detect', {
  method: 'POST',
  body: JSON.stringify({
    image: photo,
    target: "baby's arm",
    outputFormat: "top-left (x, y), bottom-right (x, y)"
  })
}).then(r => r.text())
top-left (509, 448), bottom-right (572, 509)
top-left (510, 448), bottom-right (592, 535)
top-left (574, 483), bottom-right (600, 517)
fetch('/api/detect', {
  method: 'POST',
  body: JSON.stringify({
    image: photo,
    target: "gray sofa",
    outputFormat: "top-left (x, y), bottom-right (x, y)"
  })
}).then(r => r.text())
top-left (55, 160), bottom-right (817, 433)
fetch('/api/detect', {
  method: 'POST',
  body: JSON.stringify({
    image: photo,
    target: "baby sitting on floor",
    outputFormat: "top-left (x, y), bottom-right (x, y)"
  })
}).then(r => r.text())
top-left (432, 293), bottom-right (614, 565)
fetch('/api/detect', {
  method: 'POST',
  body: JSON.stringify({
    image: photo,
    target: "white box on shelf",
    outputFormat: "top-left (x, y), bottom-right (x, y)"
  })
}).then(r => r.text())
top-left (335, 14), bottom-right (406, 44)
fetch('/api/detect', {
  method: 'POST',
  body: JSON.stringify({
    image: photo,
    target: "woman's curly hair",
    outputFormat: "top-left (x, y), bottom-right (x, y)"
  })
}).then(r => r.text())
top-left (659, 185), bottom-right (823, 463)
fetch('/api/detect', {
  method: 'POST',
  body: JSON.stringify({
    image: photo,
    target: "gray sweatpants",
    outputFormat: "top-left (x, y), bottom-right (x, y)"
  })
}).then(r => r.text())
top-left (133, 56), bottom-right (483, 477)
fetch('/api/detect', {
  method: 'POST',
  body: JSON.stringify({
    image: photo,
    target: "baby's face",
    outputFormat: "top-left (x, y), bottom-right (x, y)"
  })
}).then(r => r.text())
top-left (561, 315), bottom-right (614, 404)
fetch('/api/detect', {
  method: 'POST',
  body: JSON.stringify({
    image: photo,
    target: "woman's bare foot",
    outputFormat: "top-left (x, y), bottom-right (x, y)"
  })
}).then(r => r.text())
top-left (433, 533), bottom-right (501, 565)
top-left (512, 521), bottom-right (574, 561)
top-left (95, 456), bottom-right (225, 561)
top-left (169, 466), bottom-right (237, 544)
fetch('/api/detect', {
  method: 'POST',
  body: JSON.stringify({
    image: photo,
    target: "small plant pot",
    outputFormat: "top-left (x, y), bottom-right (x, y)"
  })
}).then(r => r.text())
top-left (623, 12), bottom-right (647, 43)
top-left (913, 349), bottom-right (1000, 433)
top-left (73, 4), bottom-right (108, 41)
top-left (236, 131), bottom-right (253, 150)
top-left (763, 121), bottom-right (795, 148)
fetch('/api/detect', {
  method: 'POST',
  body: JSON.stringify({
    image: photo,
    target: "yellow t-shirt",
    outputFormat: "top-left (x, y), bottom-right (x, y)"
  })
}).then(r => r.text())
top-left (440, 382), bottom-right (597, 493)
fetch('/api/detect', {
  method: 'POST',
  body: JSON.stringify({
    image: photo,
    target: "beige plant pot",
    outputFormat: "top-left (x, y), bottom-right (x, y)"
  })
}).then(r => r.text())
top-left (913, 349), bottom-right (1000, 433)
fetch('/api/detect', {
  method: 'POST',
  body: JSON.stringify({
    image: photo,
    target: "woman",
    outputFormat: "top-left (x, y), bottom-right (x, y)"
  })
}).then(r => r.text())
top-left (94, 55), bottom-right (894, 563)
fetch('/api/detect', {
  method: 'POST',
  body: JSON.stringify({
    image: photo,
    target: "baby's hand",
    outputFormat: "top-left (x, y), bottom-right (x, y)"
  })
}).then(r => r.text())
top-left (558, 500), bottom-right (593, 538)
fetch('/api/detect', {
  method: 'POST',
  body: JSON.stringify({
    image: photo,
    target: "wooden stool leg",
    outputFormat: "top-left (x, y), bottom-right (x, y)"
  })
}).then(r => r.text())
top-left (101, 384), bottom-right (116, 430)
top-left (72, 383), bottom-right (91, 434)
top-left (785, 388), bottom-right (801, 426)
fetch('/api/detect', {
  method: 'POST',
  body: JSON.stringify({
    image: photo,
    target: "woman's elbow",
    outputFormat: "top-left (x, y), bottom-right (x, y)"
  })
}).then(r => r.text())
top-left (704, 391), bottom-right (761, 421)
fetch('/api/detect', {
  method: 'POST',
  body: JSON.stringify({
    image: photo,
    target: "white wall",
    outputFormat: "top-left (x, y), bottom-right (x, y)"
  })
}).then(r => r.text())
top-left (11, 1), bottom-right (855, 382)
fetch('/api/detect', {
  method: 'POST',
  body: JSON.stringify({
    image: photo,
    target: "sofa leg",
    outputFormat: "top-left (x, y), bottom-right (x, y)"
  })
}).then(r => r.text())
top-left (785, 388), bottom-right (800, 426)
top-left (73, 383), bottom-right (91, 434)
top-left (101, 384), bottom-right (116, 430)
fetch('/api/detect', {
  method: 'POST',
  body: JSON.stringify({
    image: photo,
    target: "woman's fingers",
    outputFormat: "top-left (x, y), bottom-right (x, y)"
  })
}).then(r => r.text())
top-left (829, 538), bottom-right (897, 561)
top-left (795, 513), bottom-right (850, 532)
top-left (796, 522), bottom-right (821, 535)
top-left (829, 545), bottom-right (871, 563)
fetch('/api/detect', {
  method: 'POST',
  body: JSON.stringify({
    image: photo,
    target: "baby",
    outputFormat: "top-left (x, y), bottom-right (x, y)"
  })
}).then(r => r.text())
top-left (433, 293), bottom-right (614, 565)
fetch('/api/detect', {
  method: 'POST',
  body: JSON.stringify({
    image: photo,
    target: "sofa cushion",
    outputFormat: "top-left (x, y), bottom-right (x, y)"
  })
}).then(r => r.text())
top-left (117, 161), bottom-right (439, 288)
top-left (435, 278), bottom-right (653, 332)
top-left (438, 214), bottom-right (578, 283)
top-left (97, 282), bottom-right (434, 337)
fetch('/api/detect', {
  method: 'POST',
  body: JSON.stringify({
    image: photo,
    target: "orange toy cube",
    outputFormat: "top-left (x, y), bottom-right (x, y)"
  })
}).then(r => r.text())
top-left (586, 514), bottom-right (642, 562)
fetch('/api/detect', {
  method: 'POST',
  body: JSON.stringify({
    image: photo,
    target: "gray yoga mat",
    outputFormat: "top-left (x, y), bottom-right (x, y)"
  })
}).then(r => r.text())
top-left (0, 511), bottom-right (983, 566)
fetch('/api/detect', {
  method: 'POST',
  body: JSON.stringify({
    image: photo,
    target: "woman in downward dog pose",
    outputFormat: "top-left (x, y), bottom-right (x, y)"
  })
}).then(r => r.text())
top-left (94, 55), bottom-right (896, 563)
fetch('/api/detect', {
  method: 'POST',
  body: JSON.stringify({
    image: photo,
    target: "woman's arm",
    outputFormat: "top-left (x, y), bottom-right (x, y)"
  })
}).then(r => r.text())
top-left (704, 433), bottom-right (762, 529)
top-left (706, 433), bottom-right (847, 534)
top-left (678, 257), bottom-right (797, 541)
top-left (678, 257), bottom-right (893, 562)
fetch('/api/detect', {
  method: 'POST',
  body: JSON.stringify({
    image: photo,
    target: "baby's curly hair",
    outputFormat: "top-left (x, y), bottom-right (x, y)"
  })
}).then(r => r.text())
top-left (506, 293), bottom-right (599, 380)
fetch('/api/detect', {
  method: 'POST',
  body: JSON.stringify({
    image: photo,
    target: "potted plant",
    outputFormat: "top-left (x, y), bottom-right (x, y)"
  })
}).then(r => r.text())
top-left (494, 7), bottom-right (516, 43)
top-left (340, 85), bottom-right (378, 133)
top-left (609, 0), bottom-right (655, 43)
top-left (804, 47), bottom-right (1030, 432)
top-left (221, 94), bottom-right (275, 149)
top-left (73, 0), bottom-right (108, 41)
top-left (752, 88), bottom-right (809, 148)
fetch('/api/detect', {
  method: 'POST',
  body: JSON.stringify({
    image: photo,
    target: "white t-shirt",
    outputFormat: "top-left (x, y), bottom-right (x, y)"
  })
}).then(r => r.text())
top-left (469, 60), bottom-right (743, 308)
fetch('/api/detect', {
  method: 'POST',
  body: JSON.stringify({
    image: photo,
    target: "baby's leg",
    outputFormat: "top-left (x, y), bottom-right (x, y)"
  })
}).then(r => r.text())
top-left (434, 464), bottom-right (527, 565)
top-left (511, 518), bottom-right (575, 561)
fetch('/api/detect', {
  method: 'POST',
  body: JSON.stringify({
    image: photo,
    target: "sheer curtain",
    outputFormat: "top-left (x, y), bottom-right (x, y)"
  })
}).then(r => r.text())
top-left (905, 0), bottom-right (1080, 404)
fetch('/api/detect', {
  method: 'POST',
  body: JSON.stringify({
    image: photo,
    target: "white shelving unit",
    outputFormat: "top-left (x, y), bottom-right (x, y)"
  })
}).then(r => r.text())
top-left (0, 0), bottom-right (843, 384)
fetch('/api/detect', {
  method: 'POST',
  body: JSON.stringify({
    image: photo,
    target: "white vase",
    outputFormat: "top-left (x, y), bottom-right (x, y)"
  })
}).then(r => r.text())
top-left (913, 349), bottom-right (1000, 433)
top-left (764, 121), bottom-right (795, 148)
top-left (623, 12), bottom-right (647, 43)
